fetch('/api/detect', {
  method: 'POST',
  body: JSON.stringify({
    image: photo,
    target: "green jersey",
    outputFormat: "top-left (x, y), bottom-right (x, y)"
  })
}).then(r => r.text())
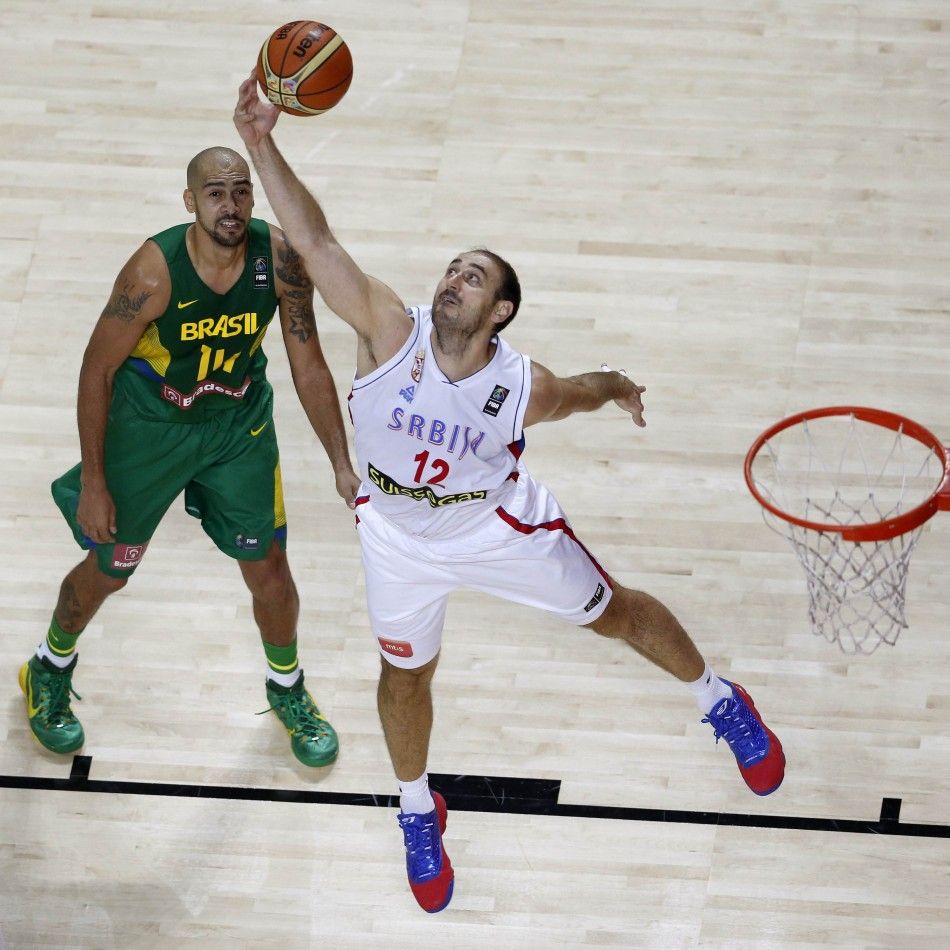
top-left (116, 218), bottom-right (280, 422)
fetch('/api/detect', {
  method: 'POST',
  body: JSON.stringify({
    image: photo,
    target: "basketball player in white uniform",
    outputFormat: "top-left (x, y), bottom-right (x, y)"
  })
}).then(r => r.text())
top-left (234, 75), bottom-right (786, 914)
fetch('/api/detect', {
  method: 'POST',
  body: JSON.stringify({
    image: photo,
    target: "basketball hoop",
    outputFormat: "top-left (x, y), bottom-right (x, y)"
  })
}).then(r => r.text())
top-left (744, 407), bottom-right (950, 653)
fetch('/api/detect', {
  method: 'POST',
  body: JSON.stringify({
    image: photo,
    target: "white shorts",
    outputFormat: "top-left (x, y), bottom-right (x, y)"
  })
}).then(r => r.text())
top-left (355, 473), bottom-right (613, 669)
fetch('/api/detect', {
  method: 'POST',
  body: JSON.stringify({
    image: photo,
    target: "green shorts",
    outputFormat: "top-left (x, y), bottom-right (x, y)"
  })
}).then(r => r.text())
top-left (52, 376), bottom-right (287, 578)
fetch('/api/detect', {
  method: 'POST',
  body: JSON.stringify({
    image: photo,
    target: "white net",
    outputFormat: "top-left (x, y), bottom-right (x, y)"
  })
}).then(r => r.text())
top-left (748, 412), bottom-right (945, 653)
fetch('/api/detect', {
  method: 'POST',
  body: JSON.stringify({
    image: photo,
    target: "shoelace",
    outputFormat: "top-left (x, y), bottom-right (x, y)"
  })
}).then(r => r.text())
top-left (257, 691), bottom-right (332, 737)
top-left (398, 813), bottom-right (440, 878)
top-left (43, 673), bottom-right (82, 724)
top-left (702, 700), bottom-right (762, 763)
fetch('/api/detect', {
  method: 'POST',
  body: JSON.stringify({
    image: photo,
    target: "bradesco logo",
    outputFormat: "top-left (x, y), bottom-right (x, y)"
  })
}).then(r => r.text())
top-left (111, 542), bottom-right (149, 570)
top-left (180, 312), bottom-right (258, 341)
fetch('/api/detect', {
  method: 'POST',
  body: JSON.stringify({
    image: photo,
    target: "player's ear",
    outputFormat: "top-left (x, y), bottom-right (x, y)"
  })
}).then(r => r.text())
top-left (492, 300), bottom-right (514, 325)
top-left (183, 189), bottom-right (196, 214)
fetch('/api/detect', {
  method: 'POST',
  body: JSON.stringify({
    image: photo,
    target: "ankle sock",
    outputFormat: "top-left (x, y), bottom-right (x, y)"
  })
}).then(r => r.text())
top-left (686, 662), bottom-right (734, 714)
top-left (37, 614), bottom-right (83, 669)
top-left (399, 773), bottom-right (435, 816)
top-left (264, 639), bottom-right (301, 687)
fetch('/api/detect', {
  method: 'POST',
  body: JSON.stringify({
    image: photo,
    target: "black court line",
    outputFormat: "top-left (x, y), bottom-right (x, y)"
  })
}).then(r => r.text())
top-left (0, 756), bottom-right (946, 839)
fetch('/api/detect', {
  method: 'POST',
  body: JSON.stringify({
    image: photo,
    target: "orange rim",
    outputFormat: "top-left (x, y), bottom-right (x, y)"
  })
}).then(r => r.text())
top-left (744, 406), bottom-right (950, 542)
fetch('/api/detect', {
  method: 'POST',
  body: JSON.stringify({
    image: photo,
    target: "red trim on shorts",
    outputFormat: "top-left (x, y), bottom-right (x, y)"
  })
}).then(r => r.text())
top-left (353, 494), bottom-right (369, 526)
top-left (494, 506), bottom-right (613, 587)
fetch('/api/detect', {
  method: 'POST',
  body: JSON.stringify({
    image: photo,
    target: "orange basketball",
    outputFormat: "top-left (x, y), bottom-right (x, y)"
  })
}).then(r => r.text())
top-left (256, 21), bottom-right (353, 116)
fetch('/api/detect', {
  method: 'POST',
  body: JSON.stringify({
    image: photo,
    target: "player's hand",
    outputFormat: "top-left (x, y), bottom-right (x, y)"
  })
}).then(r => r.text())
top-left (334, 466), bottom-right (362, 510)
top-left (234, 72), bottom-right (280, 145)
top-left (601, 363), bottom-right (647, 428)
top-left (76, 482), bottom-right (117, 544)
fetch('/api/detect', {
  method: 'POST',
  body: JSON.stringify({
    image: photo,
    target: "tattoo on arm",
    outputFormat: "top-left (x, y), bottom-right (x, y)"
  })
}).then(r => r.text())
top-left (102, 281), bottom-right (152, 323)
top-left (277, 239), bottom-right (317, 343)
top-left (285, 289), bottom-right (317, 344)
top-left (275, 240), bottom-right (311, 288)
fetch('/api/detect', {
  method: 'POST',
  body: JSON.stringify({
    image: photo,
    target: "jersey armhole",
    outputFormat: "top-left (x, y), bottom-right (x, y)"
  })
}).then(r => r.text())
top-left (511, 352), bottom-right (532, 441)
top-left (351, 307), bottom-right (424, 392)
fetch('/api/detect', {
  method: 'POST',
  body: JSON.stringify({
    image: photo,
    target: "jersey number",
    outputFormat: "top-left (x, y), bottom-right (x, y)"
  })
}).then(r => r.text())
top-left (197, 344), bottom-right (241, 381)
top-left (413, 450), bottom-right (450, 485)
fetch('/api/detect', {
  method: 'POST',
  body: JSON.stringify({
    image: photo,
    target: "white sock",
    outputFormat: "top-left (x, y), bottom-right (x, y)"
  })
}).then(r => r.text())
top-left (36, 640), bottom-right (74, 669)
top-left (266, 667), bottom-right (302, 688)
top-left (399, 773), bottom-right (435, 816)
top-left (686, 662), bottom-right (734, 714)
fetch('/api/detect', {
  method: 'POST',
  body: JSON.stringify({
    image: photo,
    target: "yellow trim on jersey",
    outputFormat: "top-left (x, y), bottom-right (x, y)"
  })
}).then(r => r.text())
top-left (274, 462), bottom-right (287, 529)
top-left (129, 323), bottom-right (171, 378)
top-left (248, 323), bottom-right (269, 357)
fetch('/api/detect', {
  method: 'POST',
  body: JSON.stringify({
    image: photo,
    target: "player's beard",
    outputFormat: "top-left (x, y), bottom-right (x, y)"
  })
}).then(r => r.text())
top-left (432, 293), bottom-right (491, 357)
top-left (199, 214), bottom-right (247, 248)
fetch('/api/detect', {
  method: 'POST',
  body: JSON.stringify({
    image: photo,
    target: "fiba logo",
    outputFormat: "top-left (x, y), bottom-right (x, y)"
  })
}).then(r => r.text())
top-left (253, 256), bottom-right (269, 289)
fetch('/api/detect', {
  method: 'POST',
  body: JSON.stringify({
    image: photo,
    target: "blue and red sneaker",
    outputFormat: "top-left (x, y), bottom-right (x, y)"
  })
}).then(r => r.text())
top-left (703, 680), bottom-right (785, 795)
top-left (397, 790), bottom-right (454, 912)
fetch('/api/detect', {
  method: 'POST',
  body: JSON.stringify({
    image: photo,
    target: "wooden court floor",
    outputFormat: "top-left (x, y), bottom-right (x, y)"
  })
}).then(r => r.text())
top-left (1, 2), bottom-right (948, 947)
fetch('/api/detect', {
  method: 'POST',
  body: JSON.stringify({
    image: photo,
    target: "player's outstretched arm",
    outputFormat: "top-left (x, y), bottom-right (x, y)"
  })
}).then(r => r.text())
top-left (524, 361), bottom-right (647, 428)
top-left (233, 73), bottom-right (406, 347)
top-left (272, 228), bottom-right (360, 508)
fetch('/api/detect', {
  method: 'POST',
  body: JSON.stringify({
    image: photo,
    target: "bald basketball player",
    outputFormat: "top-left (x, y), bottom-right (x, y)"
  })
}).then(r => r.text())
top-left (19, 147), bottom-right (359, 768)
top-left (233, 77), bottom-right (786, 914)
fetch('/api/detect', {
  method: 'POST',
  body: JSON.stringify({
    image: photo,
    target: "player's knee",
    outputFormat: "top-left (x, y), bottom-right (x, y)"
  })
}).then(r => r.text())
top-left (589, 586), bottom-right (648, 642)
top-left (240, 547), bottom-right (294, 601)
top-left (379, 654), bottom-right (438, 698)
top-left (80, 554), bottom-right (130, 595)
top-left (101, 573), bottom-right (129, 594)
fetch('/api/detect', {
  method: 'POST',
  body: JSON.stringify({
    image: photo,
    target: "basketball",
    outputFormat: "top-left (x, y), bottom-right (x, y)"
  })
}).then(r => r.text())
top-left (256, 21), bottom-right (353, 116)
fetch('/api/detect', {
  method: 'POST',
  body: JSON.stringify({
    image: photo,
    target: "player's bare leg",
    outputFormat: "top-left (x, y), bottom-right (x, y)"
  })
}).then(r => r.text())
top-left (20, 552), bottom-right (127, 753)
top-left (589, 582), bottom-right (785, 795)
top-left (241, 542), bottom-right (338, 766)
top-left (239, 542), bottom-right (298, 647)
top-left (376, 654), bottom-right (439, 782)
top-left (377, 653), bottom-right (453, 912)
top-left (55, 550), bottom-right (129, 632)
top-left (588, 584), bottom-right (705, 680)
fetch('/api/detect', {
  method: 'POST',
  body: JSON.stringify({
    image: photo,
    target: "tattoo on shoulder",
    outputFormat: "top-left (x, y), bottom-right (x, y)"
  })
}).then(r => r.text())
top-left (285, 288), bottom-right (317, 344)
top-left (275, 240), bottom-right (311, 289)
top-left (102, 281), bottom-right (152, 323)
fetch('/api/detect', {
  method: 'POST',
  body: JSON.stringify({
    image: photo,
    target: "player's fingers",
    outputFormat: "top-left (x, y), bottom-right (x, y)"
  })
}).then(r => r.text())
top-left (83, 524), bottom-right (104, 544)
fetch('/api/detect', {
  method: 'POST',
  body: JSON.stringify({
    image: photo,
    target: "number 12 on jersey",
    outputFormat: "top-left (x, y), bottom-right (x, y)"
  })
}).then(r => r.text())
top-left (413, 450), bottom-right (450, 485)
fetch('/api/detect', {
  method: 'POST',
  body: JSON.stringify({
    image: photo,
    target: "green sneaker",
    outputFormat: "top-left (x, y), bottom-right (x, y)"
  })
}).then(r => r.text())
top-left (262, 673), bottom-right (339, 767)
top-left (18, 654), bottom-right (85, 754)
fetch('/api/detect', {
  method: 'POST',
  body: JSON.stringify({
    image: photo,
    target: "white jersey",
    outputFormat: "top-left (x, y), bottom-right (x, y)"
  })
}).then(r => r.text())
top-left (350, 305), bottom-right (532, 539)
